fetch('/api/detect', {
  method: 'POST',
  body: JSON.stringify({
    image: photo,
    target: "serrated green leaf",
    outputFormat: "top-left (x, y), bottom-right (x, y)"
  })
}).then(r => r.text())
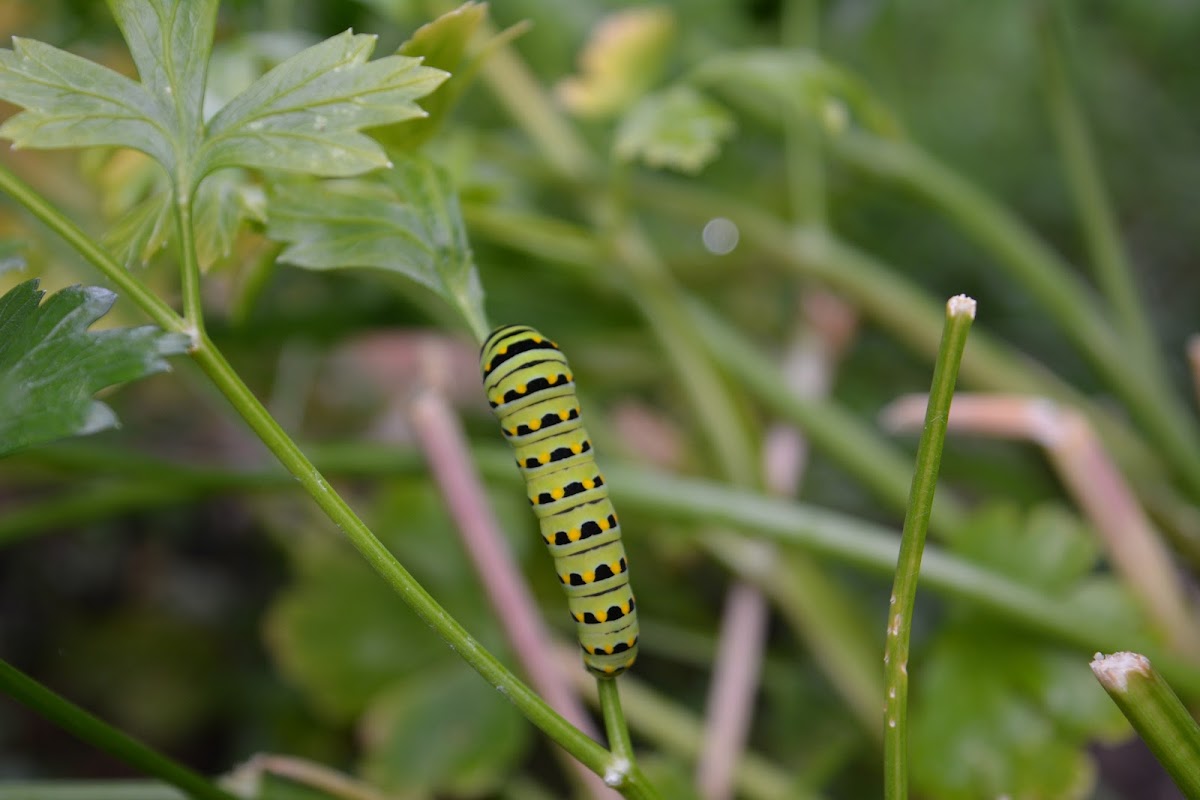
top-left (692, 48), bottom-right (902, 138)
top-left (0, 0), bottom-right (216, 173)
top-left (200, 30), bottom-right (448, 177)
top-left (374, 1), bottom-right (489, 151)
top-left (1, 2), bottom-right (444, 194)
top-left (359, 664), bottom-right (529, 796)
top-left (107, 0), bottom-right (217, 144)
top-left (0, 280), bottom-right (189, 458)
top-left (0, 37), bottom-right (171, 165)
top-left (614, 85), bottom-right (735, 174)
top-left (267, 156), bottom-right (486, 337)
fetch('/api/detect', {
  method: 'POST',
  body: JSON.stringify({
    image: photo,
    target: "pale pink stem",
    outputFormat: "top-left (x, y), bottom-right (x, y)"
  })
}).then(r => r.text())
top-left (227, 754), bottom-right (389, 800)
top-left (880, 393), bottom-right (1200, 658)
top-left (696, 578), bottom-right (772, 800)
top-left (1188, 335), bottom-right (1200, 412)
top-left (408, 389), bottom-right (618, 800)
top-left (697, 292), bottom-right (858, 800)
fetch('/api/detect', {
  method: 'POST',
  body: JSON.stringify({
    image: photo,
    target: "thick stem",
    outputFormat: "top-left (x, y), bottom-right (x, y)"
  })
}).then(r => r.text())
top-left (0, 162), bottom-right (184, 334)
top-left (0, 660), bottom-right (238, 800)
top-left (882, 296), bottom-right (975, 800)
top-left (1091, 652), bottom-right (1200, 797)
top-left (173, 189), bottom-right (205, 337)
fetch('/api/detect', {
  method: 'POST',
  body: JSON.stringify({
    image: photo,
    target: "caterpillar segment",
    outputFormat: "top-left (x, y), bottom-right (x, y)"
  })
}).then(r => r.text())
top-left (481, 324), bottom-right (639, 676)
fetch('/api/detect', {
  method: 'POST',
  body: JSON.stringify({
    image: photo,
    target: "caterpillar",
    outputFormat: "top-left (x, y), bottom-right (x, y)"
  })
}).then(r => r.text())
top-left (481, 325), bottom-right (638, 676)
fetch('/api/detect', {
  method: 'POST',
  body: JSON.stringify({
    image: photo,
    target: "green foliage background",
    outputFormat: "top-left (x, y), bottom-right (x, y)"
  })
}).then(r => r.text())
top-left (1, 0), bottom-right (1198, 798)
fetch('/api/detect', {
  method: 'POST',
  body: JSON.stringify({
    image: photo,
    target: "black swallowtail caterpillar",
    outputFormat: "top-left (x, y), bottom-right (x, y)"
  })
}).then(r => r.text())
top-left (481, 325), bottom-right (638, 676)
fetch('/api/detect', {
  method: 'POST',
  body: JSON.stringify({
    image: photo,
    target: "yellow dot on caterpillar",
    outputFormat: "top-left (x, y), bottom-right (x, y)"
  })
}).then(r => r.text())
top-left (627, 637), bottom-right (636, 647)
top-left (583, 479), bottom-right (595, 490)
top-left (604, 644), bottom-right (614, 654)
top-left (594, 609), bottom-right (608, 622)
top-left (558, 410), bottom-right (570, 421)
top-left (529, 419), bottom-right (542, 431)
top-left (620, 602), bottom-right (630, 614)
top-left (533, 335), bottom-right (542, 343)
top-left (507, 427), bottom-right (518, 436)
top-left (547, 374), bottom-right (558, 384)
top-left (610, 561), bottom-right (621, 574)
top-left (551, 487), bottom-right (565, 500)
top-left (499, 346), bottom-right (508, 354)
top-left (484, 363), bottom-right (492, 372)
top-left (603, 665), bottom-right (616, 674)
top-left (568, 529), bottom-right (582, 541)
top-left (566, 372), bottom-right (573, 381)
top-left (492, 395), bottom-right (503, 405)
top-left (575, 612), bottom-right (585, 622)
top-left (560, 573), bottom-right (570, 583)
top-left (543, 535), bottom-right (553, 544)
top-left (516, 383), bottom-right (527, 393)
top-left (538, 452), bottom-right (550, 464)
top-left (571, 443), bottom-right (582, 454)
top-left (583, 571), bottom-right (595, 583)
top-left (598, 518), bottom-right (610, 530)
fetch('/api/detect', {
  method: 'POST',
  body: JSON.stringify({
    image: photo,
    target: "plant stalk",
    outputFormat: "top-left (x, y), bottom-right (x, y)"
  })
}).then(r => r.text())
top-left (882, 296), bottom-right (975, 800)
top-left (0, 162), bottom-right (184, 334)
top-left (1091, 652), bottom-right (1200, 797)
top-left (0, 660), bottom-right (238, 800)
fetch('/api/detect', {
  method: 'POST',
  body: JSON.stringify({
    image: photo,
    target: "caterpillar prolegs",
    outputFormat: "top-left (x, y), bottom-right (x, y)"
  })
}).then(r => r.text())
top-left (481, 325), bottom-right (638, 676)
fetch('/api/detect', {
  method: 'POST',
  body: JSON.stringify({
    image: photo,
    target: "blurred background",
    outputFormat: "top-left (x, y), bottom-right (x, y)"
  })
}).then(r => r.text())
top-left (1, 1), bottom-right (1198, 798)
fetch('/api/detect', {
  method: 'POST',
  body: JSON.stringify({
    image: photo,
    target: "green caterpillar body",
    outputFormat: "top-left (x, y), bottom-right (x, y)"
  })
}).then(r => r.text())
top-left (481, 325), bottom-right (638, 676)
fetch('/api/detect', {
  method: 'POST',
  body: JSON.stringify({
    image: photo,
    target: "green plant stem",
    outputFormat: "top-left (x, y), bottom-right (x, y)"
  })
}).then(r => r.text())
top-left (829, 131), bottom-right (1200, 500)
top-left (0, 782), bottom-right (185, 800)
top-left (185, 338), bottom-right (660, 797)
top-left (882, 296), bottom-right (975, 800)
top-left (688, 301), bottom-right (966, 537)
top-left (575, 667), bottom-right (809, 800)
top-left (174, 192), bottom-right (205, 335)
top-left (1090, 652), bottom-right (1200, 797)
top-left (0, 163), bottom-right (184, 334)
top-left (599, 679), bottom-right (637, 770)
top-left (0, 660), bottom-right (238, 800)
top-left (1038, 6), bottom-right (1159, 369)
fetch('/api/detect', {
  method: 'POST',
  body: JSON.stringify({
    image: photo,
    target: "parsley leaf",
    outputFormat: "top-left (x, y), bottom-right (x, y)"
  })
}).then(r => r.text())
top-left (0, 280), bottom-right (189, 458)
